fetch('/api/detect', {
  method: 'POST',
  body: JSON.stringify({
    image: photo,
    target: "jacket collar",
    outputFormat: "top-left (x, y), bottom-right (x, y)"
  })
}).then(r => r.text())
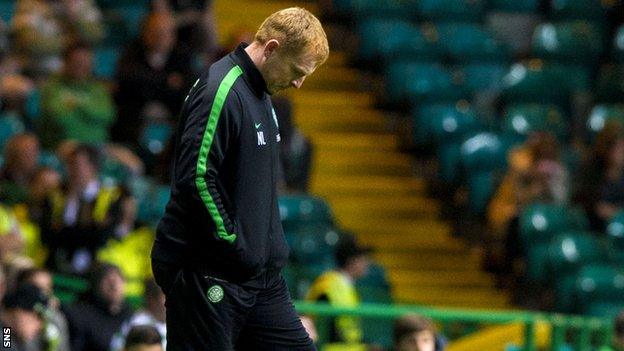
top-left (230, 42), bottom-right (269, 98)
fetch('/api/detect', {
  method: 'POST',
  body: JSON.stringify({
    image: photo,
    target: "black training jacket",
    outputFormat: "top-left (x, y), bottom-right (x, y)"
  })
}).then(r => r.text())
top-left (151, 43), bottom-right (289, 289)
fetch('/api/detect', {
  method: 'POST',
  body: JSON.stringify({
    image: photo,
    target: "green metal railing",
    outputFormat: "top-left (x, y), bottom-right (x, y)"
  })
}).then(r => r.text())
top-left (294, 301), bottom-right (614, 351)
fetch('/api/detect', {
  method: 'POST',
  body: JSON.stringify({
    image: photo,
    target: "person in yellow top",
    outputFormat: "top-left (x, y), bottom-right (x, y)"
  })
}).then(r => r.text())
top-left (306, 235), bottom-right (372, 350)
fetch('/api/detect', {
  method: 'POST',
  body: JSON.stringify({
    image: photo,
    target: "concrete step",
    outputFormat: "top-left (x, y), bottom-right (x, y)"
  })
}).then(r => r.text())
top-left (313, 151), bottom-right (413, 176)
top-left (393, 287), bottom-right (510, 308)
top-left (356, 233), bottom-right (464, 252)
top-left (374, 251), bottom-right (482, 271)
top-left (311, 175), bottom-right (426, 197)
top-left (341, 218), bottom-right (451, 237)
top-left (309, 132), bottom-right (399, 152)
top-left (295, 111), bottom-right (387, 133)
top-left (387, 269), bottom-right (495, 288)
top-left (291, 90), bottom-right (373, 108)
top-left (327, 195), bottom-right (440, 219)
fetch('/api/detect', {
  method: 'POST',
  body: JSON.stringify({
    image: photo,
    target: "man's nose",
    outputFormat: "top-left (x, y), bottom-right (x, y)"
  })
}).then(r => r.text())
top-left (291, 76), bottom-right (305, 89)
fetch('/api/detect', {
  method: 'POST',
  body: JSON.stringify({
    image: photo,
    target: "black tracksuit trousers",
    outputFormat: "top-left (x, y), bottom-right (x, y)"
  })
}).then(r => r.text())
top-left (152, 259), bottom-right (316, 350)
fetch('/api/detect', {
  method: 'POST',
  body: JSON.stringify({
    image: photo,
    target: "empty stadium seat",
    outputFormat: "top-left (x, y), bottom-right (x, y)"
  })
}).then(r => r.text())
top-left (0, 113), bottom-right (26, 152)
top-left (584, 302), bottom-right (624, 318)
top-left (501, 61), bottom-right (591, 105)
top-left (460, 132), bottom-right (507, 214)
top-left (531, 21), bottom-right (603, 64)
top-left (140, 121), bottom-right (173, 156)
top-left (575, 263), bottom-right (624, 310)
top-left (279, 195), bottom-right (334, 231)
top-left (385, 61), bottom-right (466, 105)
top-left (94, 46), bottom-right (120, 79)
top-left (586, 104), bottom-right (624, 134)
top-left (501, 104), bottom-right (567, 142)
top-left (549, 0), bottom-right (613, 21)
top-left (437, 23), bottom-right (511, 63)
top-left (615, 25), bottom-right (624, 62)
top-left (0, 0), bottom-right (14, 23)
top-left (357, 19), bottom-right (441, 64)
top-left (596, 64), bottom-right (624, 103)
top-left (285, 225), bottom-right (340, 267)
top-left (519, 203), bottom-right (588, 254)
top-left (414, 0), bottom-right (485, 22)
top-left (547, 231), bottom-right (604, 279)
top-left (488, 0), bottom-right (540, 12)
top-left (462, 63), bottom-right (508, 92)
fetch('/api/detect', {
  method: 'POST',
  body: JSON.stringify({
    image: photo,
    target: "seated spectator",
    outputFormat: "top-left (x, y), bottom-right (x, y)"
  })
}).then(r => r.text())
top-left (110, 279), bottom-right (166, 351)
top-left (39, 144), bottom-right (130, 275)
top-left (39, 43), bottom-right (115, 150)
top-left (123, 325), bottom-right (164, 351)
top-left (11, 0), bottom-right (104, 79)
top-left (1, 283), bottom-right (63, 350)
top-left (27, 167), bottom-right (62, 224)
top-left (63, 263), bottom-right (133, 351)
top-left (600, 310), bottom-right (624, 351)
top-left (577, 123), bottom-right (624, 232)
top-left (112, 11), bottom-right (193, 148)
top-left (0, 134), bottom-right (40, 205)
top-left (306, 235), bottom-right (371, 349)
top-left (0, 204), bottom-right (25, 266)
top-left (487, 132), bottom-right (568, 282)
top-left (393, 314), bottom-right (444, 351)
top-left (16, 267), bottom-right (70, 351)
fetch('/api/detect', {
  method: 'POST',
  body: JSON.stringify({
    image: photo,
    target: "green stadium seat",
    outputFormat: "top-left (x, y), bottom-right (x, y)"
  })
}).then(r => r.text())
top-left (586, 104), bottom-right (624, 134)
top-left (462, 63), bottom-right (508, 92)
top-left (584, 302), bottom-right (624, 318)
top-left (423, 104), bottom-right (479, 183)
top-left (278, 195), bottom-right (334, 231)
top-left (94, 46), bottom-right (120, 80)
top-left (519, 203), bottom-right (588, 254)
top-left (614, 25), bottom-right (624, 62)
top-left (285, 225), bottom-right (340, 267)
top-left (531, 21), bottom-right (603, 64)
top-left (0, 113), bottom-right (26, 152)
top-left (501, 104), bottom-right (567, 142)
top-left (101, 157), bottom-right (133, 186)
top-left (526, 243), bottom-right (550, 283)
top-left (501, 61), bottom-right (591, 105)
top-left (575, 263), bottom-right (624, 308)
top-left (350, 0), bottom-right (413, 19)
top-left (0, 1), bottom-right (14, 23)
top-left (547, 231), bottom-right (604, 279)
top-left (414, 0), bottom-right (485, 22)
top-left (357, 19), bottom-right (441, 63)
top-left (549, 0), bottom-right (613, 21)
top-left (385, 61), bottom-right (466, 105)
top-left (596, 64), bottom-right (624, 103)
top-left (38, 151), bottom-right (63, 174)
top-left (437, 23), bottom-right (511, 63)
top-left (460, 132), bottom-right (507, 214)
top-left (488, 0), bottom-right (540, 12)
top-left (140, 121), bottom-right (173, 156)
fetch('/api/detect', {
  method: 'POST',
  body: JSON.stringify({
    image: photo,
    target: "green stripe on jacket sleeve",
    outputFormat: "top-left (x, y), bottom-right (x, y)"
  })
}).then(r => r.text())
top-left (195, 65), bottom-right (243, 244)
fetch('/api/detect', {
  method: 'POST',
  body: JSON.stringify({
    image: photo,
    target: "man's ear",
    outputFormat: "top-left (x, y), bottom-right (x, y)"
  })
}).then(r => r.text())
top-left (263, 39), bottom-right (281, 59)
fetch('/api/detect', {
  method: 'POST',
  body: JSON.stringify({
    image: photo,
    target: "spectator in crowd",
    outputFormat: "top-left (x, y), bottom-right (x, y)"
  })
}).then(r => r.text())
top-left (1, 283), bottom-right (63, 351)
top-left (110, 279), bottom-right (166, 351)
top-left (0, 134), bottom-right (40, 205)
top-left (27, 167), bottom-right (62, 224)
top-left (577, 123), bottom-right (624, 232)
top-left (122, 325), bottom-right (164, 351)
top-left (63, 263), bottom-right (133, 351)
top-left (150, 0), bottom-right (219, 59)
top-left (112, 11), bottom-right (193, 148)
top-left (39, 42), bottom-right (115, 150)
top-left (487, 132), bottom-right (568, 284)
top-left (11, 0), bottom-right (104, 79)
top-left (39, 144), bottom-right (129, 275)
top-left (16, 268), bottom-right (70, 351)
top-left (600, 310), bottom-right (624, 351)
top-left (0, 204), bottom-right (25, 266)
top-left (306, 235), bottom-right (371, 348)
top-left (392, 314), bottom-right (444, 351)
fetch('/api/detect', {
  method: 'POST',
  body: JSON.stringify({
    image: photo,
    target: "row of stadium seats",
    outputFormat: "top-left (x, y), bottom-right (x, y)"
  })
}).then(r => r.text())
top-left (332, 0), bottom-right (615, 21)
top-left (520, 203), bottom-right (624, 317)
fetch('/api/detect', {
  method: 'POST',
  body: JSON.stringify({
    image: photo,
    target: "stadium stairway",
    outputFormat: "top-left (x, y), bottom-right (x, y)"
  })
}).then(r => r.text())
top-left (214, 0), bottom-right (511, 309)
